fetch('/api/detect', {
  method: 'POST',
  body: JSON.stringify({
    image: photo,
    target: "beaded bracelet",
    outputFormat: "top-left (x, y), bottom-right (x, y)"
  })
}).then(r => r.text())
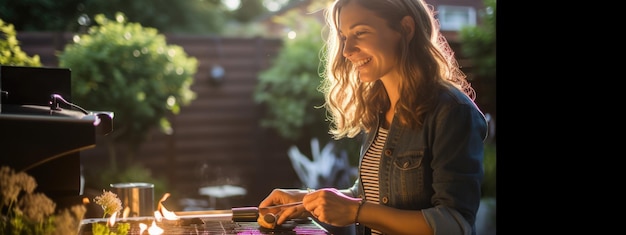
top-left (355, 199), bottom-right (365, 224)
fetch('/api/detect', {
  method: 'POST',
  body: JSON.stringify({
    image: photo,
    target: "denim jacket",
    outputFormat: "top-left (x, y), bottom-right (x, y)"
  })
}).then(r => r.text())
top-left (349, 86), bottom-right (488, 235)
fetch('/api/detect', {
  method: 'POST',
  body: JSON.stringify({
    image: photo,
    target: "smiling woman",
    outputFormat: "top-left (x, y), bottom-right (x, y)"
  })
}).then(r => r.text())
top-left (257, 0), bottom-right (488, 235)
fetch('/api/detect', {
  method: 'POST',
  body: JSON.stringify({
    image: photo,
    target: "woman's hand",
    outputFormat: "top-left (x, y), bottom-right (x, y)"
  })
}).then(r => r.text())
top-left (257, 188), bottom-right (311, 227)
top-left (302, 188), bottom-right (361, 227)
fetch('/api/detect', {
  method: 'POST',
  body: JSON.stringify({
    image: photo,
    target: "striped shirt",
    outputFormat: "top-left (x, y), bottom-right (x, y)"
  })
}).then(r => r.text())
top-left (360, 127), bottom-right (387, 235)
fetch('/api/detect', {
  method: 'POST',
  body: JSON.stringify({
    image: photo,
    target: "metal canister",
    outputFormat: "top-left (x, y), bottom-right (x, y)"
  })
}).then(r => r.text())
top-left (110, 182), bottom-right (154, 217)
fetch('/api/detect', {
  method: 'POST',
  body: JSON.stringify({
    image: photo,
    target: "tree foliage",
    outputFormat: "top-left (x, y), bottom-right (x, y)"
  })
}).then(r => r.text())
top-left (0, 0), bottom-right (83, 32)
top-left (459, 0), bottom-right (496, 117)
top-left (230, 0), bottom-right (269, 23)
top-left (253, 11), bottom-right (326, 141)
top-left (0, 0), bottom-right (313, 35)
top-left (58, 13), bottom-right (197, 165)
top-left (252, 5), bottom-right (362, 166)
top-left (0, 19), bottom-right (41, 66)
top-left (0, 0), bottom-right (228, 34)
top-left (80, 0), bottom-right (228, 34)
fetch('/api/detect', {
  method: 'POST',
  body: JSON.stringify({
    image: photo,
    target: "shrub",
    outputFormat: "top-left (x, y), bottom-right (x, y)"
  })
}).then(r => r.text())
top-left (58, 12), bottom-right (197, 165)
top-left (253, 11), bottom-right (326, 141)
top-left (0, 19), bottom-right (41, 66)
top-left (58, 12), bottom-right (197, 194)
top-left (0, 166), bottom-right (86, 235)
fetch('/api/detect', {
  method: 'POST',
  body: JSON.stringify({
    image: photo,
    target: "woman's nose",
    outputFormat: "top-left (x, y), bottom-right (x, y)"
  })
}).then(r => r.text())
top-left (342, 38), bottom-right (357, 58)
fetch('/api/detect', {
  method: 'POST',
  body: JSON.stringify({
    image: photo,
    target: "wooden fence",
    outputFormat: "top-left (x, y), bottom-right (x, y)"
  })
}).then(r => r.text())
top-left (17, 32), bottom-right (304, 209)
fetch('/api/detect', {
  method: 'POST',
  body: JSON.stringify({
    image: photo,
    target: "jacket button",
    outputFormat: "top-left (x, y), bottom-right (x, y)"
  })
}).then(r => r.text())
top-left (384, 149), bottom-right (392, 156)
top-left (381, 197), bottom-right (388, 204)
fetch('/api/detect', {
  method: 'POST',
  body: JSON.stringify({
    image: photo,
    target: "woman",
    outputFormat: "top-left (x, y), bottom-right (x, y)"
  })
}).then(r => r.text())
top-left (258, 0), bottom-right (488, 234)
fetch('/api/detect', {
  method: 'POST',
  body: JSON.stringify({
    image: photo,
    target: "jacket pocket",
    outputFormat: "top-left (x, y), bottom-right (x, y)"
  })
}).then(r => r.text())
top-left (393, 150), bottom-right (424, 170)
top-left (390, 150), bottom-right (429, 206)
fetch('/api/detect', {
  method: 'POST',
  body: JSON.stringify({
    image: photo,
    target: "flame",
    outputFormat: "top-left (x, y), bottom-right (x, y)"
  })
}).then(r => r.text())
top-left (148, 220), bottom-right (164, 235)
top-left (123, 206), bottom-right (130, 218)
top-left (101, 193), bottom-right (177, 235)
top-left (146, 212), bottom-right (165, 235)
top-left (156, 192), bottom-right (179, 221)
top-left (157, 193), bottom-right (170, 210)
top-left (154, 210), bottom-right (163, 222)
top-left (147, 192), bottom-right (176, 234)
top-left (108, 211), bottom-right (118, 227)
top-left (139, 223), bottom-right (148, 234)
top-left (82, 197), bottom-right (90, 204)
top-left (160, 205), bottom-right (179, 220)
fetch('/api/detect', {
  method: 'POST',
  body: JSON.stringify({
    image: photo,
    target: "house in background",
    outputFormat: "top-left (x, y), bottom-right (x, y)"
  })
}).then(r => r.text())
top-left (434, 0), bottom-right (485, 41)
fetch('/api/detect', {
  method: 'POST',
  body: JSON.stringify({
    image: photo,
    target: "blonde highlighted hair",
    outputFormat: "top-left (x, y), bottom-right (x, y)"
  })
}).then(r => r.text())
top-left (318, 0), bottom-right (474, 139)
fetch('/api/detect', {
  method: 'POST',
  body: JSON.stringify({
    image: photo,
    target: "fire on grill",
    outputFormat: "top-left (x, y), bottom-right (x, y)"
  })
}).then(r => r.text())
top-left (78, 192), bottom-right (328, 235)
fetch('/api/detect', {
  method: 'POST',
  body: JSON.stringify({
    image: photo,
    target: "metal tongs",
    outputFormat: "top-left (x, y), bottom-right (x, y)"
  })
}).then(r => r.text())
top-left (258, 201), bottom-right (303, 210)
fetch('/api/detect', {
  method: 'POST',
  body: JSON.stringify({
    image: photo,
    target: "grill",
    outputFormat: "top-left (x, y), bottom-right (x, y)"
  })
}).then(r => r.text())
top-left (78, 213), bottom-right (329, 235)
top-left (0, 65), bottom-right (329, 235)
top-left (0, 65), bottom-right (113, 210)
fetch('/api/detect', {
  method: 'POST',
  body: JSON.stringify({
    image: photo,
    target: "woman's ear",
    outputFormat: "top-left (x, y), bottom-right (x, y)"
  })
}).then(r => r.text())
top-left (401, 16), bottom-right (415, 41)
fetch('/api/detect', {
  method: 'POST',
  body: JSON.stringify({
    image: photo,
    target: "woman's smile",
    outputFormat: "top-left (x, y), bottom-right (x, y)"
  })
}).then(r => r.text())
top-left (353, 57), bottom-right (372, 68)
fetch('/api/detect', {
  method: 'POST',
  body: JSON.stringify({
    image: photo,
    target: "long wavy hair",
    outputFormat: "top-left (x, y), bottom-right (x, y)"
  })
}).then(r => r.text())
top-left (319, 0), bottom-right (475, 139)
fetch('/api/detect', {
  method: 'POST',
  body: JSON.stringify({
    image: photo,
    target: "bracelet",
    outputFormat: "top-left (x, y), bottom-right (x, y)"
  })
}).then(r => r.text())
top-left (354, 199), bottom-right (365, 224)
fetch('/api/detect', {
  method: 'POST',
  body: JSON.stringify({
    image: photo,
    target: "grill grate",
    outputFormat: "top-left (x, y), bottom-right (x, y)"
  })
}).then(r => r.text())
top-left (78, 217), bottom-right (328, 235)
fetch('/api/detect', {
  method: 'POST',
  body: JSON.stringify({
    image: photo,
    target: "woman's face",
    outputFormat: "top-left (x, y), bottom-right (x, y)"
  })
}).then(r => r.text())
top-left (339, 1), bottom-right (402, 83)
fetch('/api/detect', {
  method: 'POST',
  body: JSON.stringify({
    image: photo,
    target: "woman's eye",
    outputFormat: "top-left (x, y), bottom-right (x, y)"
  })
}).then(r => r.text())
top-left (355, 31), bottom-right (366, 36)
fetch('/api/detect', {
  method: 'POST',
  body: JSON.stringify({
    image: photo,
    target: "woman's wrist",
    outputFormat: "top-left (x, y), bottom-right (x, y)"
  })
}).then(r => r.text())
top-left (354, 199), bottom-right (365, 224)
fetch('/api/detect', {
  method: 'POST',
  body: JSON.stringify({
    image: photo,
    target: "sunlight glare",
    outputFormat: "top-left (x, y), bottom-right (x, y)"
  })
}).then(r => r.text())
top-left (223, 0), bottom-right (241, 11)
top-left (287, 30), bottom-right (296, 39)
top-left (263, 0), bottom-right (289, 12)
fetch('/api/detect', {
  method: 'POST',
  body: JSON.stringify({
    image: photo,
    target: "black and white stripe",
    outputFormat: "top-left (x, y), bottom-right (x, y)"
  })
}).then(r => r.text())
top-left (360, 127), bottom-right (387, 235)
